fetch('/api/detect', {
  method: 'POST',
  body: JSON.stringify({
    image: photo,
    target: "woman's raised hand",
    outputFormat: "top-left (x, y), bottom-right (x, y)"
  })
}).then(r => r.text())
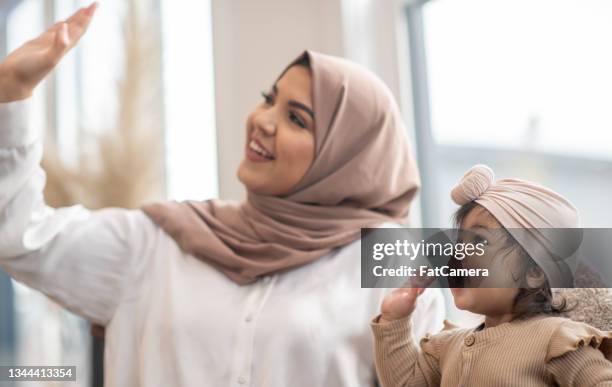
top-left (0, 2), bottom-right (98, 103)
top-left (380, 287), bottom-right (425, 323)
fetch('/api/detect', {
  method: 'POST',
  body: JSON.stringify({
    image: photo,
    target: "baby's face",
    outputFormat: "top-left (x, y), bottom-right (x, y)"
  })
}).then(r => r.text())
top-left (451, 205), bottom-right (523, 316)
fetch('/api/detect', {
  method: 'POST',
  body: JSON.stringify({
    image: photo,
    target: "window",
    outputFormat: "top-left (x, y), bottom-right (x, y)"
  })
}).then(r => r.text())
top-left (406, 0), bottom-right (612, 228)
top-left (423, 0), bottom-right (612, 159)
top-left (161, 0), bottom-right (218, 201)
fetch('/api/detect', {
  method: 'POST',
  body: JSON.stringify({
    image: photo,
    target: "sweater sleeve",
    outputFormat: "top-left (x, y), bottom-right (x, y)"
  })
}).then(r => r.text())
top-left (0, 99), bottom-right (156, 325)
top-left (370, 315), bottom-right (441, 387)
top-left (546, 319), bottom-right (612, 386)
top-left (547, 345), bottom-right (612, 386)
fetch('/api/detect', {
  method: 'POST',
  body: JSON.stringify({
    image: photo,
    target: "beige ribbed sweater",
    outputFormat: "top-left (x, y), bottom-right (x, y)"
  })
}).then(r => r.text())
top-left (371, 314), bottom-right (612, 387)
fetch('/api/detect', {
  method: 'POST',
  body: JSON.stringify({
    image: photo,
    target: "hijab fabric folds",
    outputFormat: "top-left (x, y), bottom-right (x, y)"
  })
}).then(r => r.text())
top-left (142, 51), bottom-right (420, 285)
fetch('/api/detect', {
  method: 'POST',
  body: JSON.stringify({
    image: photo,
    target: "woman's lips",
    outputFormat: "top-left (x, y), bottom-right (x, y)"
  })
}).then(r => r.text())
top-left (246, 146), bottom-right (274, 163)
top-left (245, 139), bottom-right (275, 163)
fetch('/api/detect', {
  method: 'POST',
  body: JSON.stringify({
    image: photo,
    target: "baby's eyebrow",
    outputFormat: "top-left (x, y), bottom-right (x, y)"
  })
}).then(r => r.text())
top-left (460, 225), bottom-right (491, 236)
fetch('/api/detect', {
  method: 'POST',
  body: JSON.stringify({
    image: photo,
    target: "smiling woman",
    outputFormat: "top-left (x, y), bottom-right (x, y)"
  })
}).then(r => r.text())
top-left (238, 58), bottom-right (315, 196)
top-left (0, 5), bottom-right (445, 384)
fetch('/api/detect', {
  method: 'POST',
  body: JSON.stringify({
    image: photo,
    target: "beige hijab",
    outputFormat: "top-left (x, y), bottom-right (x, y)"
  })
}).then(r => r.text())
top-left (142, 50), bottom-right (420, 285)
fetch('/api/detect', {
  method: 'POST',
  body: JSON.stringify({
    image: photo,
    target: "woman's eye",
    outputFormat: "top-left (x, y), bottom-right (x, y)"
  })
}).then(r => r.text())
top-left (261, 91), bottom-right (274, 105)
top-left (289, 111), bottom-right (306, 128)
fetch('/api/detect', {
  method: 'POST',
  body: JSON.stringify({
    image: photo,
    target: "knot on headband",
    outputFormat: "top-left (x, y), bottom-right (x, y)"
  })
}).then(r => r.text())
top-left (450, 164), bottom-right (495, 205)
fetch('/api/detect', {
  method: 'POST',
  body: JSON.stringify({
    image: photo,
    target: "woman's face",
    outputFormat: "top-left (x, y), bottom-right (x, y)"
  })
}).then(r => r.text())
top-left (237, 65), bottom-right (315, 196)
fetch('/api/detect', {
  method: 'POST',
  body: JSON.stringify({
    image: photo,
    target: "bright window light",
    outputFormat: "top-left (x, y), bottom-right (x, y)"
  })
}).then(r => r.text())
top-left (161, 0), bottom-right (218, 200)
top-left (423, 0), bottom-right (612, 160)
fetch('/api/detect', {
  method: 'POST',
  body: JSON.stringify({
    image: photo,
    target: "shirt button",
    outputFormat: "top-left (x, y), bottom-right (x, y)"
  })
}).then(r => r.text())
top-left (464, 334), bottom-right (475, 346)
top-left (245, 314), bottom-right (253, 322)
top-left (238, 376), bottom-right (247, 384)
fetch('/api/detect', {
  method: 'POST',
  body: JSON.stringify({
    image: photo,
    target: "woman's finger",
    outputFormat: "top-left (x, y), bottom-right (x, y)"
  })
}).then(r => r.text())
top-left (67, 2), bottom-right (97, 29)
top-left (64, 3), bottom-right (97, 43)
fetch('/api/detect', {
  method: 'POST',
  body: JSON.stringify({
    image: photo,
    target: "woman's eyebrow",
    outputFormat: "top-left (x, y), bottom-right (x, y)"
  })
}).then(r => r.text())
top-left (288, 100), bottom-right (314, 119)
top-left (272, 84), bottom-right (315, 119)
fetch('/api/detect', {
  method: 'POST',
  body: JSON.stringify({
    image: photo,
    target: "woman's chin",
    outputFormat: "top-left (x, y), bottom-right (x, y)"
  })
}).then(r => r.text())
top-left (237, 164), bottom-right (271, 195)
top-left (237, 163), bottom-right (255, 188)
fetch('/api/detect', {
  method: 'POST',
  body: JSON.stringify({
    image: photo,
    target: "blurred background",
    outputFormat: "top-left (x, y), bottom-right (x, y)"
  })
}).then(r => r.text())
top-left (1, 0), bottom-right (611, 385)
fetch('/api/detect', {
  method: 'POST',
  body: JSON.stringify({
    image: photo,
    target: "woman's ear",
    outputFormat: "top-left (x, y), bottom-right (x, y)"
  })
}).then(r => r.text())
top-left (525, 266), bottom-right (547, 288)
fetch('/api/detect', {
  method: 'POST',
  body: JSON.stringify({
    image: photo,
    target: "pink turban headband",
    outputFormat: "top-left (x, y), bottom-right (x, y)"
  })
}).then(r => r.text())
top-left (451, 165), bottom-right (581, 287)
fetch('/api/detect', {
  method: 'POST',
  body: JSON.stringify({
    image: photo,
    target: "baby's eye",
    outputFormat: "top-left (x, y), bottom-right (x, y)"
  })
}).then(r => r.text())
top-left (289, 111), bottom-right (306, 128)
top-left (475, 236), bottom-right (489, 246)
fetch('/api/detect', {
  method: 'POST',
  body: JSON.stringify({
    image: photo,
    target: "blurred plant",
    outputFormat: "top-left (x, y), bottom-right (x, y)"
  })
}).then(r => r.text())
top-left (42, 0), bottom-right (165, 209)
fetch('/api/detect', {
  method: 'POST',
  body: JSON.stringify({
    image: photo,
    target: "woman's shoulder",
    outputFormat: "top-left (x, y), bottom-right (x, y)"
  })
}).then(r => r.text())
top-left (336, 221), bottom-right (404, 251)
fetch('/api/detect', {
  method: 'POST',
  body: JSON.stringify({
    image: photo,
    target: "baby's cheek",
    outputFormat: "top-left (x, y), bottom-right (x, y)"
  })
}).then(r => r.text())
top-left (452, 290), bottom-right (473, 310)
top-left (460, 289), bottom-right (493, 313)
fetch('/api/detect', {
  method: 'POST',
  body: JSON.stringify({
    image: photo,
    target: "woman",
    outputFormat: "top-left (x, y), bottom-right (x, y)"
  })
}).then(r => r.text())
top-left (0, 4), bottom-right (444, 386)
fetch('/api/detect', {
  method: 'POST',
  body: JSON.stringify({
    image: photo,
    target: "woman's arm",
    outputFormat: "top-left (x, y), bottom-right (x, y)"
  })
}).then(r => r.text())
top-left (0, 100), bottom-right (154, 325)
top-left (0, 3), bottom-right (155, 325)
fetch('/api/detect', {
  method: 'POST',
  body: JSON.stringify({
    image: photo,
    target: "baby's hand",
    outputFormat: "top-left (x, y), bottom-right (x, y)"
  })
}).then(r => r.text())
top-left (380, 287), bottom-right (424, 323)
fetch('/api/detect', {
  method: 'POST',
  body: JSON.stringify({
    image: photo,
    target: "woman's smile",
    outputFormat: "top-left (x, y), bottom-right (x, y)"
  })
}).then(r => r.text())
top-left (246, 137), bottom-right (276, 162)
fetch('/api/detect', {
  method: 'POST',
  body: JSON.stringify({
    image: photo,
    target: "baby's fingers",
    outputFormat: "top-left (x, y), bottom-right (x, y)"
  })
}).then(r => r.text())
top-left (380, 287), bottom-right (423, 321)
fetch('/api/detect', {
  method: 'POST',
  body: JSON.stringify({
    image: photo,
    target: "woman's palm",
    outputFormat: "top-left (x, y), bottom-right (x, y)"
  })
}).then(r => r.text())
top-left (0, 3), bottom-right (96, 100)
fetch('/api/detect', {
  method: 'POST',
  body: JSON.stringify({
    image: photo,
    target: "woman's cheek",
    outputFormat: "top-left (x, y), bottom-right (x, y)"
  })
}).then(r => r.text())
top-left (282, 132), bottom-right (315, 169)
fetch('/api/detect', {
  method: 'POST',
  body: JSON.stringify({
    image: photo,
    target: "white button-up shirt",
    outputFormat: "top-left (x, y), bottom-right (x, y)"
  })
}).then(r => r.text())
top-left (0, 100), bottom-right (445, 386)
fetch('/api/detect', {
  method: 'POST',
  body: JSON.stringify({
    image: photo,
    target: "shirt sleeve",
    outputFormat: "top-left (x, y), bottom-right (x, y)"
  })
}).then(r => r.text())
top-left (547, 345), bottom-right (612, 386)
top-left (0, 99), bottom-right (156, 325)
top-left (546, 319), bottom-right (612, 386)
top-left (370, 315), bottom-right (442, 387)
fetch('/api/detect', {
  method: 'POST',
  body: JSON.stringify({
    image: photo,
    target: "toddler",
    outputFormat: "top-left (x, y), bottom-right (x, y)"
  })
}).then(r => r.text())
top-left (371, 165), bottom-right (612, 386)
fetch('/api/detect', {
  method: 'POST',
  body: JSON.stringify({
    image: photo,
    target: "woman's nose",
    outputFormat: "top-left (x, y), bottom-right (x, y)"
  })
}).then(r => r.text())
top-left (254, 115), bottom-right (277, 136)
top-left (259, 122), bottom-right (276, 136)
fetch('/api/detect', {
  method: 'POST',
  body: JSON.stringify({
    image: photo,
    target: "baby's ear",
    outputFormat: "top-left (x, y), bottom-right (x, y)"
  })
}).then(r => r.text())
top-left (525, 266), bottom-right (547, 288)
